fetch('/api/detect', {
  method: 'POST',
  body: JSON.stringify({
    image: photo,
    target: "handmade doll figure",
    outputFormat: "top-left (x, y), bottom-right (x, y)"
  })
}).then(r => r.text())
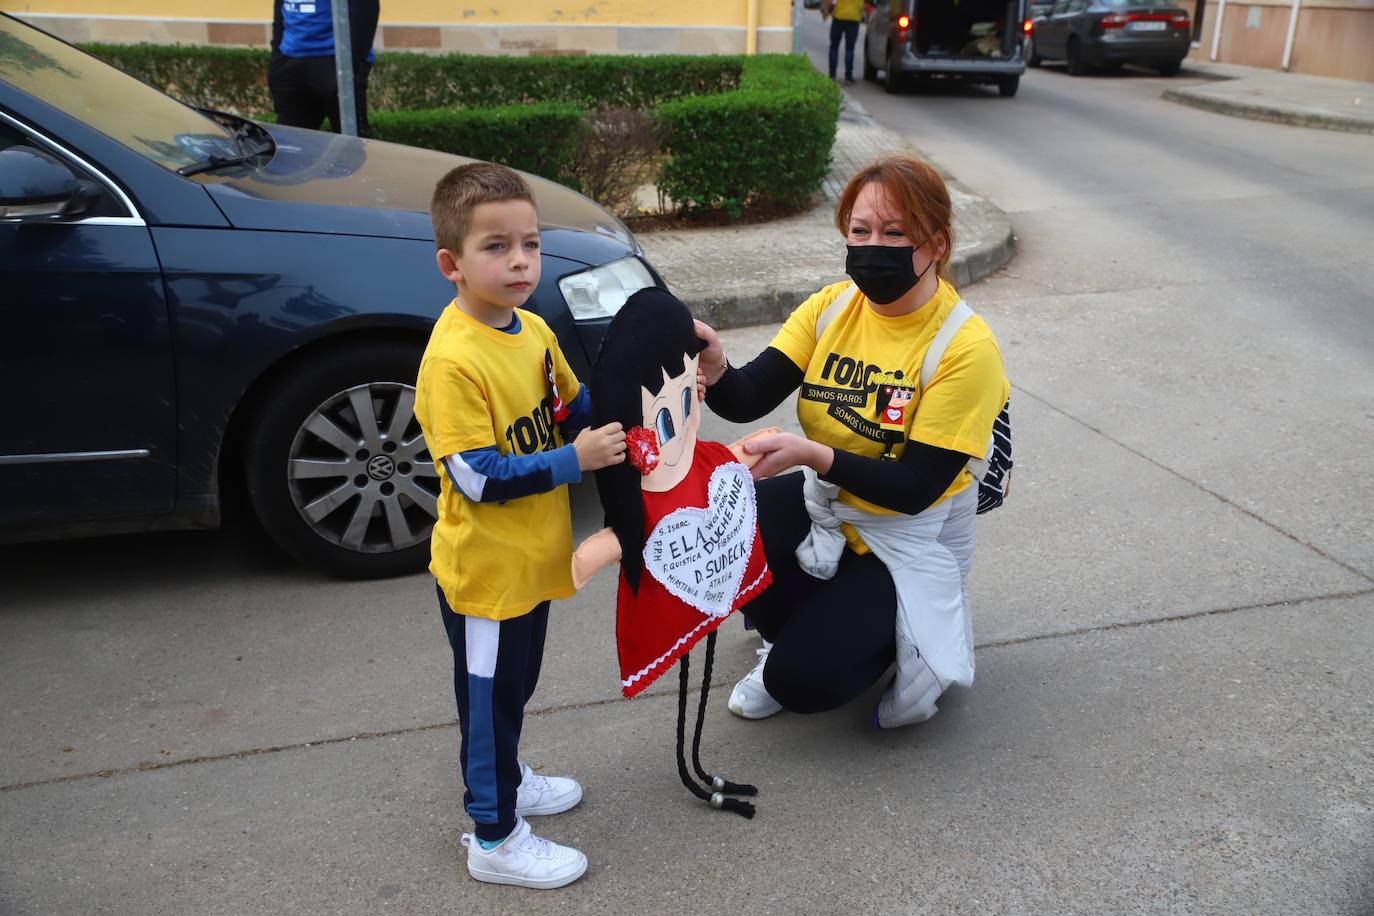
top-left (573, 287), bottom-right (777, 817)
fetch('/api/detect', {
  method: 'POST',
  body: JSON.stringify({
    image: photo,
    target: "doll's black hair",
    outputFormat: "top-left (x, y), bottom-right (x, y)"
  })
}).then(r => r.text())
top-left (590, 287), bottom-right (706, 594)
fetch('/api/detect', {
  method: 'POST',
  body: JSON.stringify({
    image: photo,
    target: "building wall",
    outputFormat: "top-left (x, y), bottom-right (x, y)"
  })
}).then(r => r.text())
top-left (9, 0), bottom-right (795, 55)
top-left (1189, 0), bottom-right (1374, 81)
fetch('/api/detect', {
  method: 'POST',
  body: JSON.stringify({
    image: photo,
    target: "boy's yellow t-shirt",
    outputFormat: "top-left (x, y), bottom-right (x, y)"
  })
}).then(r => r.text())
top-left (415, 302), bottom-right (582, 620)
top-left (769, 279), bottom-right (1010, 552)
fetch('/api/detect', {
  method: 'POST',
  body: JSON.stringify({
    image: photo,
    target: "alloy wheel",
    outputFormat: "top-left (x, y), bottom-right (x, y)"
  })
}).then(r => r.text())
top-left (286, 382), bottom-right (439, 554)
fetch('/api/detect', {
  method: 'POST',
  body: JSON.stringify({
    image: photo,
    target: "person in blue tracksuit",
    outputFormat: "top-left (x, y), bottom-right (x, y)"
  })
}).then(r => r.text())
top-left (269, 0), bottom-right (380, 136)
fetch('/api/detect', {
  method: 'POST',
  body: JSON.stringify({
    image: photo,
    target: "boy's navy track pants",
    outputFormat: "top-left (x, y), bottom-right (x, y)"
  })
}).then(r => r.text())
top-left (438, 584), bottom-right (549, 842)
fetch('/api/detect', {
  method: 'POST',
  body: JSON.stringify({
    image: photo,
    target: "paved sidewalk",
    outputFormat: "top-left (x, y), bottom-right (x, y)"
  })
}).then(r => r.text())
top-left (1169, 59), bottom-right (1374, 134)
top-left (637, 95), bottom-right (1016, 330)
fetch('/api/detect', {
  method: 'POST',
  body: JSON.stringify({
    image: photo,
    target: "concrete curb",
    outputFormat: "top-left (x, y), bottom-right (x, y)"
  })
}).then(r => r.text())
top-left (1162, 87), bottom-right (1374, 135)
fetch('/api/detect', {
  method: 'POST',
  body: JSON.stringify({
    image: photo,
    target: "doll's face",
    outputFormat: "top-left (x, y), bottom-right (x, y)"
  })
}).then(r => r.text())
top-left (639, 353), bottom-right (700, 493)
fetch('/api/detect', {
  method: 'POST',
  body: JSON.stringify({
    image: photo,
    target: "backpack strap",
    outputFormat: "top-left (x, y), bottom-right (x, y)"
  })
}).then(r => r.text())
top-left (919, 299), bottom-right (975, 391)
top-left (814, 283), bottom-right (859, 342)
top-left (920, 300), bottom-right (995, 480)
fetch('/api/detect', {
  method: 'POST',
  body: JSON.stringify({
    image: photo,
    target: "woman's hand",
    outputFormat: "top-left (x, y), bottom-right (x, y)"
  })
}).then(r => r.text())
top-left (693, 319), bottom-right (728, 386)
top-left (742, 432), bottom-right (834, 481)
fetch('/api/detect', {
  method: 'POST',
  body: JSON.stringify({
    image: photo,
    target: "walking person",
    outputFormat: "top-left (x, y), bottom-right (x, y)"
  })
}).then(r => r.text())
top-left (822, 0), bottom-right (865, 83)
top-left (694, 154), bottom-right (1010, 728)
top-left (269, 0), bottom-right (380, 137)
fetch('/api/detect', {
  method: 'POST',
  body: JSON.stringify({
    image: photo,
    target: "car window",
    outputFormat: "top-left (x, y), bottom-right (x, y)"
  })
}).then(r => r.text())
top-left (1100, 0), bottom-right (1169, 6)
top-left (1050, 0), bottom-right (1071, 13)
top-left (0, 16), bottom-right (237, 173)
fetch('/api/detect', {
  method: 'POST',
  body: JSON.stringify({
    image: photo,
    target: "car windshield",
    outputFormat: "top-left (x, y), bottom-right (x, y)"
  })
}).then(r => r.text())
top-left (0, 16), bottom-right (237, 172)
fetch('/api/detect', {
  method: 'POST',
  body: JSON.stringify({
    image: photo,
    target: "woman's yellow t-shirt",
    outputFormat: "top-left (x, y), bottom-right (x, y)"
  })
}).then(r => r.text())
top-left (768, 279), bottom-right (1010, 552)
top-left (415, 303), bottom-right (582, 620)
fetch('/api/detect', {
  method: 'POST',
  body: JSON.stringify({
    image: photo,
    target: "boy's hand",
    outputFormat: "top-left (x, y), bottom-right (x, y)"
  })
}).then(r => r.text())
top-left (575, 422), bottom-right (626, 472)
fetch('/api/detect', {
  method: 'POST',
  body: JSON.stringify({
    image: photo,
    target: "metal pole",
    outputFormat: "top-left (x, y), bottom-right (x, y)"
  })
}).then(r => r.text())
top-left (793, 0), bottom-right (803, 54)
top-left (1280, 0), bottom-right (1302, 70)
top-left (1209, 0), bottom-right (1225, 61)
top-left (331, 0), bottom-right (358, 137)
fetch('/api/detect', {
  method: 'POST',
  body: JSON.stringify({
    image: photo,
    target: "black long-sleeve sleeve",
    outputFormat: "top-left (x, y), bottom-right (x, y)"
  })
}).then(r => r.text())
top-left (703, 347), bottom-right (805, 423)
top-left (822, 439), bottom-right (970, 516)
top-left (706, 345), bottom-right (969, 515)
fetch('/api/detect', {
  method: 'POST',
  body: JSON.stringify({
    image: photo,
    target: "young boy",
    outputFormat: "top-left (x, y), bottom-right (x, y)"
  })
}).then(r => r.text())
top-left (415, 163), bottom-right (626, 889)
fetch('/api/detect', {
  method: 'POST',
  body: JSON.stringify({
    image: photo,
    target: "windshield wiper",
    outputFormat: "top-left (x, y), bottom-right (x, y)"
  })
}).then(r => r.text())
top-left (178, 109), bottom-right (276, 177)
top-left (176, 147), bottom-right (269, 177)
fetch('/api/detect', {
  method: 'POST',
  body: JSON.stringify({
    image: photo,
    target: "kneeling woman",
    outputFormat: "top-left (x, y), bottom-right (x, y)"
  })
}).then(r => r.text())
top-left (695, 154), bottom-right (1010, 727)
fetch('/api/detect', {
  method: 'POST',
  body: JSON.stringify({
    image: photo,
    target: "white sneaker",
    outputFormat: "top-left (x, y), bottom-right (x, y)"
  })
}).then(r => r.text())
top-left (727, 642), bottom-right (783, 720)
top-left (515, 762), bottom-right (583, 817)
top-left (461, 817), bottom-right (588, 889)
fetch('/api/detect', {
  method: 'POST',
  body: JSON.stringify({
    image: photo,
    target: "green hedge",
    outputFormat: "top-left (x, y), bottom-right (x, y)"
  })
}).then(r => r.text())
top-left (82, 44), bottom-right (838, 218)
top-left (370, 54), bottom-right (741, 111)
top-left (654, 56), bottom-right (840, 217)
top-left (370, 102), bottom-right (586, 190)
top-left (82, 44), bottom-right (739, 114)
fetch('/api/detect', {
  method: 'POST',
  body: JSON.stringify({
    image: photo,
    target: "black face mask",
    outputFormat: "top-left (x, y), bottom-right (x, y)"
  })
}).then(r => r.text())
top-left (845, 245), bottom-right (932, 305)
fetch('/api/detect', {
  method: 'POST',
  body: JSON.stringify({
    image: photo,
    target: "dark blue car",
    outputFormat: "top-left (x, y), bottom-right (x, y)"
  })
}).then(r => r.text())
top-left (0, 14), bottom-right (661, 577)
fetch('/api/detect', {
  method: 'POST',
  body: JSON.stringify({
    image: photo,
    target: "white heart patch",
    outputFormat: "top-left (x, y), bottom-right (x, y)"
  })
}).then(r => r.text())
top-left (642, 462), bottom-right (757, 619)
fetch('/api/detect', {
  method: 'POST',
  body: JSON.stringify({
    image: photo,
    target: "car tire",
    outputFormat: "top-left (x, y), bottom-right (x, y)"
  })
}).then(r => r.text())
top-left (1066, 37), bottom-right (1088, 76)
top-left (998, 74), bottom-right (1021, 97)
top-left (1156, 58), bottom-right (1183, 76)
top-left (884, 43), bottom-right (906, 93)
top-left (244, 341), bottom-right (438, 579)
top-left (863, 39), bottom-right (878, 81)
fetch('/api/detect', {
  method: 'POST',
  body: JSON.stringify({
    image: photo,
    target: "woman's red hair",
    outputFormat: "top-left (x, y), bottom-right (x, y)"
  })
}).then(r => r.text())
top-left (834, 154), bottom-right (955, 280)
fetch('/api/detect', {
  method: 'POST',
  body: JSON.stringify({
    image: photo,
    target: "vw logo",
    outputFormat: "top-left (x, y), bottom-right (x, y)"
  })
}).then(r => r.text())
top-left (366, 454), bottom-right (396, 481)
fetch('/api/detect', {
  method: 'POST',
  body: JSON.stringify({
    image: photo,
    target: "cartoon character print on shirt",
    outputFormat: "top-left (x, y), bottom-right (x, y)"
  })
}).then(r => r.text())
top-left (873, 372), bottom-right (916, 460)
top-left (543, 349), bottom-right (570, 424)
top-left (800, 353), bottom-right (914, 460)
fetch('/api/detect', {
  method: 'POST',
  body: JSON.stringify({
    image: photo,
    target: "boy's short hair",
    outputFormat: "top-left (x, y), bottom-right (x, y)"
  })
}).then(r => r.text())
top-left (430, 162), bottom-right (537, 254)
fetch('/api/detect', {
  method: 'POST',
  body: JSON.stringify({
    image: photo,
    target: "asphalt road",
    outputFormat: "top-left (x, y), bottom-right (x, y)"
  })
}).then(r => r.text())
top-left (2, 18), bottom-right (1372, 915)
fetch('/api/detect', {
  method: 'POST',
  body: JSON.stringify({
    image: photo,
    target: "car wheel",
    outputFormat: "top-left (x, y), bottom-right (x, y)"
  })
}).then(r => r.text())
top-left (1066, 37), bottom-right (1088, 76)
top-left (244, 341), bottom-right (438, 579)
top-left (1156, 58), bottom-right (1183, 76)
top-left (998, 74), bottom-right (1021, 97)
top-left (863, 39), bottom-right (878, 81)
top-left (884, 43), bottom-right (906, 93)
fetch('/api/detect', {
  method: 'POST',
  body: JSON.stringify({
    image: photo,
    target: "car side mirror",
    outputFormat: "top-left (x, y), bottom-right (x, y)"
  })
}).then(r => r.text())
top-left (0, 146), bottom-right (99, 222)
